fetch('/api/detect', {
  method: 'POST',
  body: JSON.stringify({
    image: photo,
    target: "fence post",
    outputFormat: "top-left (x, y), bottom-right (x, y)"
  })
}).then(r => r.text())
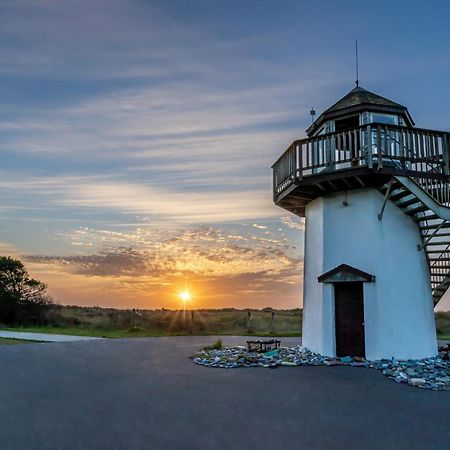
top-left (246, 311), bottom-right (252, 334)
top-left (270, 311), bottom-right (275, 334)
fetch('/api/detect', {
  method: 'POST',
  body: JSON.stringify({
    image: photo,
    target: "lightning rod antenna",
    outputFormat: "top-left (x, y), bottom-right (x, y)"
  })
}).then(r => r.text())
top-left (355, 40), bottom-right (359, 87)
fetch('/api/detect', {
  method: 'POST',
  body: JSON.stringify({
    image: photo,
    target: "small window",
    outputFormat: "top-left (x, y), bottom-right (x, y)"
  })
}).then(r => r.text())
top-left (371, 113), bottom-right (398, 125)
top-left (334, 115), bottom-right (359, 132)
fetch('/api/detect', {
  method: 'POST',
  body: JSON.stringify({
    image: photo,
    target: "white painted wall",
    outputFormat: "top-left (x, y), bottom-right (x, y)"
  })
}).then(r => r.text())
top-left (302, 188), bottom-right (437, 360)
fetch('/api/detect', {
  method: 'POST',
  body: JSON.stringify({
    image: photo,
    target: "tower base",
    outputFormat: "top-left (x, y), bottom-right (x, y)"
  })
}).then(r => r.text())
top-left (302, 188), bottom-right (437, 360)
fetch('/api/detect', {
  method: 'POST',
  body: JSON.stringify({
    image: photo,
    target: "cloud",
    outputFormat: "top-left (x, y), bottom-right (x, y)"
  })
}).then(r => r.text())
top-left (281, 216), bottom-right (305, 231)
top-left (24, 224), bottom-right (303, 308)
top-left (0, 172), bottom-right (278, 223)
top-left (27, 225), bottom-right (301, 278)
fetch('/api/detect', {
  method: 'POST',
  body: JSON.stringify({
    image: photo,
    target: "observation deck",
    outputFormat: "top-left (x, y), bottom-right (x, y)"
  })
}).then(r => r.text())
top-left (273, 123), bottom-right (450, 217)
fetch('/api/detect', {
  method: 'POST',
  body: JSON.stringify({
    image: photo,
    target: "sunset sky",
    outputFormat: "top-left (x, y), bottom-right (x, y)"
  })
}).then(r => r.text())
top-left (2, 0), bottom-right (450, 309)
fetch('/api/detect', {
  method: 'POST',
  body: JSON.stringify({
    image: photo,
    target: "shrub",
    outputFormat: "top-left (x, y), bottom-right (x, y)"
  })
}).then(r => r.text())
top-left (203, 339), bottom-right (222, 351)
top-left (0, 256), bottom-right (52, 325)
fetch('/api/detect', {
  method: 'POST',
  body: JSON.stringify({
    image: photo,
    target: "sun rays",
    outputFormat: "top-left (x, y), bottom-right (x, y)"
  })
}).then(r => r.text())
top-left (179, 290), bottom-right (192, 303)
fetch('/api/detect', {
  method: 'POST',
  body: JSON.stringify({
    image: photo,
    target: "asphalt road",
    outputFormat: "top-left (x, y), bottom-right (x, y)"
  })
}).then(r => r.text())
top-left (0, 336), bottom-right (449, 450)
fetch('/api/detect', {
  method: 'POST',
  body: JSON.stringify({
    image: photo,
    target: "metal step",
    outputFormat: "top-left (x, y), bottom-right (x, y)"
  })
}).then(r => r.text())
top-left (420, 223), bottom-right (450, 231)
top-left (389, 189), bottom-right (410, 202)
top-left (414, 214), bottom-right (439, 222)
top-left (396, 197), bottom-right (420, 209)
top-left (406, 205), bottom-right (429, 216)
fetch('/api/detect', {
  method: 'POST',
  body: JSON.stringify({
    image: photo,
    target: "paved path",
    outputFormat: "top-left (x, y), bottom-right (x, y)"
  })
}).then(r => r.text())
top-left (0, 330), bottom-right (102, 342)
top-left (0, 336), bottom-right (449, 450)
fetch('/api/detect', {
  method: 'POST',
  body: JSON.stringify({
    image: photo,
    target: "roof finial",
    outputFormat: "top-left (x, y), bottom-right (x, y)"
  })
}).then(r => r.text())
top-left (355, 40), bottom-right (359, 87)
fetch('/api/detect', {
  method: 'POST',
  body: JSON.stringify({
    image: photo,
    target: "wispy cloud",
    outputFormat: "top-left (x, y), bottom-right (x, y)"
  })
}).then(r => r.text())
top-left (281, 216), bottom-right (305, 231)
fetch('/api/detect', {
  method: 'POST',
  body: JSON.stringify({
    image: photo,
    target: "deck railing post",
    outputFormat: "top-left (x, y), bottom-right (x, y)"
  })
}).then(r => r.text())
top-left (442, 133), bottom-right (450, 178)
top-left (325, 137), bottom-right (329, 168)
top-left (399, 129), bottom-right (405, 170)
top-left (366, 125), bottom-right (373, 169)
top-left (296, 142), bottom-right (302, 181)
top-left (377, 125), bottom-right (383, 170)
top-left (272, 165), bottom-right (277, 202)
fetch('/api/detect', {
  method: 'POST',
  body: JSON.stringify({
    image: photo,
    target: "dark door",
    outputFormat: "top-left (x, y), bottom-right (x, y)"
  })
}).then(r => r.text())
top-left (334, 282), bottom-right (365, 358)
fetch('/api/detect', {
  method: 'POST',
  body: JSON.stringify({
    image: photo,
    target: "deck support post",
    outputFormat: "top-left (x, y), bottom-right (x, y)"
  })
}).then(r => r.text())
top-left (378, 179), bottom-right (393, 220)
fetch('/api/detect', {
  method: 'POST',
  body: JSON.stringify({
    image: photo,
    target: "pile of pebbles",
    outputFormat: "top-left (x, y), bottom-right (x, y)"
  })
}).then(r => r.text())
top-left (192, 345), bottom-right (450, 391)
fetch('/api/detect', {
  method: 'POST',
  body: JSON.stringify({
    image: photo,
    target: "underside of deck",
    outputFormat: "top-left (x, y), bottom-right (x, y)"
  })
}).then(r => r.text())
top-left (276, 167), bottom-right (400, 217)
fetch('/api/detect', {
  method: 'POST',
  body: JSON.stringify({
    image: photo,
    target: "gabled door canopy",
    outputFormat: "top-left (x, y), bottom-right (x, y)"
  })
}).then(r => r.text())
top-left (318, 264), bottom-right (375, 283)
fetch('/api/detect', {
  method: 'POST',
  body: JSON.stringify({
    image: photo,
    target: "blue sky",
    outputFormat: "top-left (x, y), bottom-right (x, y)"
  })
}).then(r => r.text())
top-left (1, 0), bottom-right (450, 309)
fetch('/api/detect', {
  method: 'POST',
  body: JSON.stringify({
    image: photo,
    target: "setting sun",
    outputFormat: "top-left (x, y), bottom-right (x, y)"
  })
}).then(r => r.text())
top-left (180, 291), bottom-right (192, 303)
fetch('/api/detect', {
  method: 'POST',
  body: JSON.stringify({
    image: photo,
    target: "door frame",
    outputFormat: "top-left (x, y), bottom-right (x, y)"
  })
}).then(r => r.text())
top-left (333, 281), bottom-right (365, 358)
top-left (318, 264), bottom-right (375, 357)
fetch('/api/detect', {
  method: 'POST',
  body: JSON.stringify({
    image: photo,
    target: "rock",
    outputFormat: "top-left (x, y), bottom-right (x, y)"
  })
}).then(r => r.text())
top-left (324, 359), bottom-right (342, 366)
top-left (395, 372), bottom-right (408, 383)
top-left (350, 362), bottom-right (368, 367)
top-left (191, 344), bottom-right (450, 391)
top-left (409, 378), bottom-right (426, 387)
top-left (281, 361), bottom-right (297, 366)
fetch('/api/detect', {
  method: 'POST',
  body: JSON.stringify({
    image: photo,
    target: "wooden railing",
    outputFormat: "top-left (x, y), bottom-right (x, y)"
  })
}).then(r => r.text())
top-left (273, 123), bottom-right (450, 197)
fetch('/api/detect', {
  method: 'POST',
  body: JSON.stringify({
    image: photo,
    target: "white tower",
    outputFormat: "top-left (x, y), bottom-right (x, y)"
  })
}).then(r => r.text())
top-left (273, 86), bottom-right (450, 360)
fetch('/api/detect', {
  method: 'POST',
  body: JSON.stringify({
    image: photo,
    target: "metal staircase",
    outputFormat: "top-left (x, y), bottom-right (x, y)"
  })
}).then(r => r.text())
top-left (379, 176), bottom-right (450, 305)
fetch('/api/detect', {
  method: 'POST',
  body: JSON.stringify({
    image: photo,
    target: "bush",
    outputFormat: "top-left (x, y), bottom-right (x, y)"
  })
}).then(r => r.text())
top-left (0, 256), bottom-right (52, 325)
top-left (203, 339), bottom-right (222, 351)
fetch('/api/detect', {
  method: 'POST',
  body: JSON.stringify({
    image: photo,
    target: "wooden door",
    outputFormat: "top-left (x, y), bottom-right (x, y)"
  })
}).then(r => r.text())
top-left (334, 282), bottom-right (365, 358)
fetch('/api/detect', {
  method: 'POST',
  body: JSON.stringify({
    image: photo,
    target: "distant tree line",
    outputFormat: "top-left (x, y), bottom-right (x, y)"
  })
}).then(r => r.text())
top-left (0, 256), bottom-right (53, 324)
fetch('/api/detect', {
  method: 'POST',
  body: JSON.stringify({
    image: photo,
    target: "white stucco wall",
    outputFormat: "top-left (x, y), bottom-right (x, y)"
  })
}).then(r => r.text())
top-left (302, 188), bottom-right (437, 360)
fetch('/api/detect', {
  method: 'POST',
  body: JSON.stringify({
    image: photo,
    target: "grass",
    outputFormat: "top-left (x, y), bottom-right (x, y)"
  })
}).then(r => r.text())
top-left (3, 326), bottom-right (188, 339)
top-left (3, 325), bottom-right (302, 339)
top-left (436, 312), bottom-right (450, 340)
top-left (0, 337), bottom-right (40, 345)
top-left (203, 339), bottom-right (223, 351)
top-left (4, 307), bottom-right (450, 340)
top-left (3, 306), bottom-right (302, 338)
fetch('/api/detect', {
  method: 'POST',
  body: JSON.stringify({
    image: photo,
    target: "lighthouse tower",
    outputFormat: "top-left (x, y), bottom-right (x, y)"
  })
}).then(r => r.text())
top-left (273, 85), bottom-right (450, 360)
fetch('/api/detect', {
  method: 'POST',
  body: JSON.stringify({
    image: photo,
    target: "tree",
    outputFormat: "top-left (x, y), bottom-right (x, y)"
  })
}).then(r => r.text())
top-left (0, 256), bottom-right (52, 324)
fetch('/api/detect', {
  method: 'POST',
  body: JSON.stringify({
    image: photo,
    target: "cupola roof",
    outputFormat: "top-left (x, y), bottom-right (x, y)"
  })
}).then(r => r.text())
top-left (307, 85), bottom-right (414, 136)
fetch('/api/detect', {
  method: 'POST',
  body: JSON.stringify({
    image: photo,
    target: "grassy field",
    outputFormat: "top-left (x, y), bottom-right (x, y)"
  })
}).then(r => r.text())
top-left (435, 312), bottom-right (450, 339)
top-left (0, 337), bottom-right (39, 345)
top-left (3, 306), bottom-right (302, 338)
top-left (2, 306), bottom-right (450, 340)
